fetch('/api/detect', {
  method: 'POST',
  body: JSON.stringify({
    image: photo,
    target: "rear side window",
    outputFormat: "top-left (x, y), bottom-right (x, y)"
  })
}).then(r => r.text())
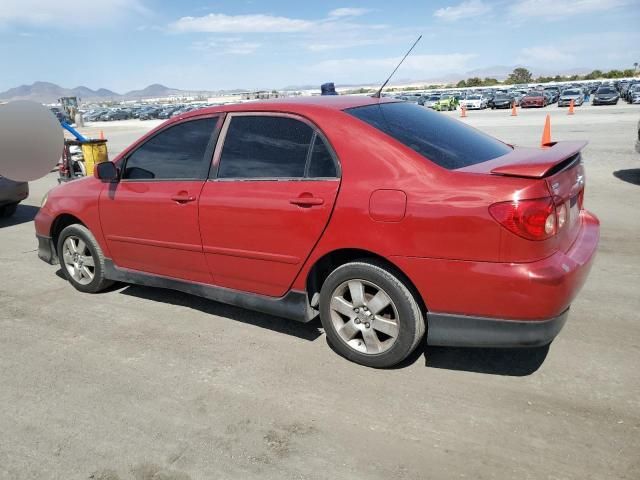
top-left (218, 116), bottom-right (313, 179)
top-left (307, 134), bottom-right (337, 178)
top-left (123, 118), bottom-right (216, 180)
top-left (346, 102), bottom-right (511, 170)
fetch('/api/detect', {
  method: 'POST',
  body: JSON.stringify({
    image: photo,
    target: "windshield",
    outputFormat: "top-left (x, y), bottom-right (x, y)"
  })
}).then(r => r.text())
top-left (564, 90), bottom-right (581, 96)
top-left (467, 95), bottom-right (481, 100)
top-left (527, 92), bottom-right (543, 97)
top-left (598, 87), bottom-right (615, 94)
top-left (345, 102), bottom-right (511, 170)
top-left (428, 96), bottom-right (440, 100)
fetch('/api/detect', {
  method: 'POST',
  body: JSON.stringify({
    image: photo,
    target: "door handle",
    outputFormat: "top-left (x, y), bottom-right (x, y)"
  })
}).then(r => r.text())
top-left (289, 196), bottom-right (324, 207)
top-left (171, 193), bottom-right (196, 203)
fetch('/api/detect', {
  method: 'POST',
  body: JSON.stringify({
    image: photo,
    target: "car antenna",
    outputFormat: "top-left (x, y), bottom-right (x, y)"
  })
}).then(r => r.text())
top-left (373, 35), bottom-right (422, 99)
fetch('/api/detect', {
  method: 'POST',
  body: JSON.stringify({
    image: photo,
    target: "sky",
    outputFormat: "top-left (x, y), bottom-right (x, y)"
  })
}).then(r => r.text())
top-left (0, 0), bottom-right (639, 92)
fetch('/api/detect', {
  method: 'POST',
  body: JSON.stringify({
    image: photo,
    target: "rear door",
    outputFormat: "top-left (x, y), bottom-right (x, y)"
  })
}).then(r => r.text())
top-left (99, 116), bottom-right (220, 283)
top-left (199, 113), bottom-right (340, 297)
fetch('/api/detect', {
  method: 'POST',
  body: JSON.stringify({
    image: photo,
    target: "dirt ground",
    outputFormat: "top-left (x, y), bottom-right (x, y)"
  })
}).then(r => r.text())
top-left (1, 103), bottom-right (639, 480)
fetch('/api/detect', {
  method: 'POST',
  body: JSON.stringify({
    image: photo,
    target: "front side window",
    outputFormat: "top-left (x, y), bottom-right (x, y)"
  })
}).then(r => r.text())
top-left (123, 117), bottom-right (217, 180)
top-left (217, 115), bottom-right (337, 179)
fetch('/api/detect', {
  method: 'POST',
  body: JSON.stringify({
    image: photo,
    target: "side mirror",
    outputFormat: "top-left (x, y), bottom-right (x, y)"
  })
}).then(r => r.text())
top-left (95, 161), bottom-right (119, 182)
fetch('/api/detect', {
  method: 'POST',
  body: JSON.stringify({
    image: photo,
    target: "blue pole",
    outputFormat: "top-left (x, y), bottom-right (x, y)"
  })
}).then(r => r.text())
top-left (61, 121), bottom-right (88, 142)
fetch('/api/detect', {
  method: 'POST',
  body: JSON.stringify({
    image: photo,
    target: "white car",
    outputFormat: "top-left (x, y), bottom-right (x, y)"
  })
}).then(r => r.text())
top-left (460, 95), bottom-right (487, 110)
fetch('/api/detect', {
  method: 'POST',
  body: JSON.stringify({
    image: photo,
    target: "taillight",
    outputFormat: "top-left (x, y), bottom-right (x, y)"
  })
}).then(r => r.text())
top-left (578, 187), bottom-right (585, 210)
top-left (489, 197), bottom-right (557, 241)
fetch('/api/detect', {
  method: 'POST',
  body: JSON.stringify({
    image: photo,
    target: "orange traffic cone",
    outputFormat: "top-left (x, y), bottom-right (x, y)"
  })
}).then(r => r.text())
top-left (541, 114), bottom-right (552, 147)
top-left (460, 105), bottom-right (467, 118)
top-left (511, 101), bottom-right (518, 116)
top-left (99, 130), bottom-right (105, 140)
top-left (568, 99), bottom-right (575, 115)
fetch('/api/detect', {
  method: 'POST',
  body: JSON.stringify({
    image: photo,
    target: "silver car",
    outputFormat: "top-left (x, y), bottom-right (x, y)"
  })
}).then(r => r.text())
top-left (558, 89), bottom-right (584, 107)
top-left (0, 175), bottom-right (29, 218)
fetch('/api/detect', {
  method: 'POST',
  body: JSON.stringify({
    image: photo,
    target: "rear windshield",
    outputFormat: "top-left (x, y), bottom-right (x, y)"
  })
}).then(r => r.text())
top-left (345, 102), bottom-right (512, 170)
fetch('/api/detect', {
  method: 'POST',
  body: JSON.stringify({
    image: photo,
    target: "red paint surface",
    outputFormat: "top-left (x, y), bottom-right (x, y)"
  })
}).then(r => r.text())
top-left (36, 96), bottom-right (599, 322)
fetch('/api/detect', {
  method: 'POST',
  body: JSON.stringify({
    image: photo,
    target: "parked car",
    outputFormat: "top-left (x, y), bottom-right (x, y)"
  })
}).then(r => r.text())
top-left (102, 110), bottom-right (130, 121)
top-left (488, 93), bottom-right (512, 109)
top-left (0, 175), bottom-right (29, 218)
top-left (558, 89), bottom-right (585, 107)
top-left (520, 91), bottom-right (548, 108)
top-left (35, 97), bottom-right (600, 368)
top-left (592, 87), bottom-right (619, 105)
top-left (543, 87), bottom-right (560, 103)
top-left (459, 95), bottom-right (487, 110)
top-left (421, 95), bottom-right (441, 108)
top-left (626, 84), bottom-right (640, 104)
top-left (433, 94), bottom-right (458, 111)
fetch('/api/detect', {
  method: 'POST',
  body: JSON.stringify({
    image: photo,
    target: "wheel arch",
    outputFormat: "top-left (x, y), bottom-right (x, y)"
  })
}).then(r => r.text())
top-left (50, 213), bottom-right (87, 255)
top-left (305, 248), bottom-right (428, 314)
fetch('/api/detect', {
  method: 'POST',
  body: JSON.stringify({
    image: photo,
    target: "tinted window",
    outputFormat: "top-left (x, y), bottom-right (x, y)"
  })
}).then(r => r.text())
top-left (346, 102), bottom-right (511, 170)
top-left (123, 118), bottom-right (216, 180)
top-left (307, 135), bottom-right (337, 178)
top-left (218, 116), bottom-right (313, 179)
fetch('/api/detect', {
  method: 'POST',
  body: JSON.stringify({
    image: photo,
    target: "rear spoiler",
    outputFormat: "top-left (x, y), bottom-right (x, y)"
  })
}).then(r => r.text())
top-left (489, 141), bottom-right (587, 178)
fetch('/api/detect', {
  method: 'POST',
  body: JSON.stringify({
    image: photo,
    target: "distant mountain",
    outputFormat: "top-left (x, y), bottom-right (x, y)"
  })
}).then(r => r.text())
top-left (121, 84), bottom-right (183, 100)
top-left (0, 82), bottom-right (212, 103)
top-left (0, 81), bottom-right (120, 102)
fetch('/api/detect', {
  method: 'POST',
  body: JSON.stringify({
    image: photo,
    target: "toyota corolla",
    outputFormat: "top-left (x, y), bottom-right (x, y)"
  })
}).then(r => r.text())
top-left (35, 97), bottom-right (599, 368)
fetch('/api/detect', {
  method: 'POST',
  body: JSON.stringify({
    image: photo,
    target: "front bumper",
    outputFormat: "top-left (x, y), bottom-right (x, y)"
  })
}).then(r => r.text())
top-left (392, 211), bottom-right (599, 347)
top-left (593, 98), bottom-right (618, 105)
top-left (37, 234), bottom-right (58, 264)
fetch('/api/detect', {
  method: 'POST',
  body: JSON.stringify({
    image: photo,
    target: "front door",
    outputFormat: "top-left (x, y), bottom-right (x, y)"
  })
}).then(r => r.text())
top-left (199, 113), bottom-right (341, 297)
top-left (99, 116), bottom-right (219, 283)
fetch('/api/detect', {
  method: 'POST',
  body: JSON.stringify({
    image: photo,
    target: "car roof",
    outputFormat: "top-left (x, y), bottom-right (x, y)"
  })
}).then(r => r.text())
top-left (180, 95), bottom-right (396, 119)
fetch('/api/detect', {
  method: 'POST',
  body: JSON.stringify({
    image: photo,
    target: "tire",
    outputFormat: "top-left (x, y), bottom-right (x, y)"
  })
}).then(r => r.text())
top-left (319, 260), bottom-right (425, 368)
top-left (57, 224), bottom-right (113, 293)
top-left (0, 203), bottom-right (18, 218)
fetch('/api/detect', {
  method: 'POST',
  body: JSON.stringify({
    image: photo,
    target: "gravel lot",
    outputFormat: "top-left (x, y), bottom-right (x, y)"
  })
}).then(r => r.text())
top-left (1, 103), bottom-right (639, 480)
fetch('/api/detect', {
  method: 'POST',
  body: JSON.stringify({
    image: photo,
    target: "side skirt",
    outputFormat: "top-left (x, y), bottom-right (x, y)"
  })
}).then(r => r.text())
top-left (103, 259), bottom-right (314, 323)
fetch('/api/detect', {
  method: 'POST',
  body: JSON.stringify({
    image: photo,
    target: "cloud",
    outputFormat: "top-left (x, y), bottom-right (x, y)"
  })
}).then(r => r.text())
top-left (192, 38), bottom-right (261, 55)
top-left (433, 0), bottom-right (492, 21)
top-left (516, 31), bottom-right (640, 69)
top-left (170, 13), bottom-right (313, 33)
top-left (509, 0), bottom-right (629, 18)
top-left (0, 0), bottom-right (147, 26)
top-left (328, 8), bottom-right (371, 18)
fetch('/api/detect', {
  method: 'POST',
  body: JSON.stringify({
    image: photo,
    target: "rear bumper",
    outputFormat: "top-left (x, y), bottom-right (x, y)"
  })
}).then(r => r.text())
top-left (393, 211), bottom-right (599, 346)
top-left (0, 179), bottom-right (29, 206)
top-left (426, 309), bottom-right (568, 347)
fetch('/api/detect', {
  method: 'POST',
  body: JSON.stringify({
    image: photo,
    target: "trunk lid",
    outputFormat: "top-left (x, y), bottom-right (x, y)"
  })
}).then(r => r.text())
top-left (460, 141), bottom-right (587, 253)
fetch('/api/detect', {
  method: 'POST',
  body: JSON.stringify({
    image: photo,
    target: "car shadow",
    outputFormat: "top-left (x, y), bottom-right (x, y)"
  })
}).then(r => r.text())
top-left (613, 168), bottom-right (640, 186)
top-left (327, 337), bottom-right (549, 375)
top-left (117, 283), bottom-right (323, 342)
top-left (419, 343), bottom-right (549, 376)
top-left (0, 204), bottom-right (39, 228)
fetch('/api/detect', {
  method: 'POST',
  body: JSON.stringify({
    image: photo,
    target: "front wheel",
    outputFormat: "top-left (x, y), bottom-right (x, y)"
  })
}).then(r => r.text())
top-left (57, 224), bottom-right (114, 293)
top-left (319, 261), bottom-right (425, 368)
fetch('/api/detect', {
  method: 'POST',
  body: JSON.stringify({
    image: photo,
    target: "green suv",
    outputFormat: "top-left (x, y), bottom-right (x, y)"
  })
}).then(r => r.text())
top-left (433, 94), bottom-right (458, 111)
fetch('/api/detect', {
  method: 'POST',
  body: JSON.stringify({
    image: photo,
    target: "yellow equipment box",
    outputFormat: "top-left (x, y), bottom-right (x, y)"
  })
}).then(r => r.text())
top-left (80, 140), bottom-right (108, 176)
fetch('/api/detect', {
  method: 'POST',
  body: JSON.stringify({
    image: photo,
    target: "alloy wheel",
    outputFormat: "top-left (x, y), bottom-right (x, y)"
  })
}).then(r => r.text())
top-left (329, 279), bottom-right (400, 355)
top-left (62, 235), bottom-right (95, 285)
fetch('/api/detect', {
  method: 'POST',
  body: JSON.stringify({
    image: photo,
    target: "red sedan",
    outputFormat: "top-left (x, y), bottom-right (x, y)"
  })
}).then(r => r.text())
top-left (35, 97), bottom-right (599, 367)
top-left (520, 91), bottom-right (548, 108)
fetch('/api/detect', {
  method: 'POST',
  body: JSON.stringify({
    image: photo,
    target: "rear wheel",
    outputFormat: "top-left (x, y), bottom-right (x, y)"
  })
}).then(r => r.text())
top-left (319, 261), bottom-right (425, 368)
top-left (57, 224), bottom-right (113, 293)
